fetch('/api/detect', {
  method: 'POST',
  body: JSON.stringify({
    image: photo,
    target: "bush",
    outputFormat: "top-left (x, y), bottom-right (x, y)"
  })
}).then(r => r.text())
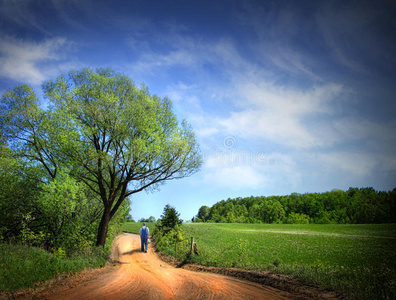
top-left (153, 205), bottom-right (185, 256)
top-left (154, 225), bottom-right (184, 252)
top-left (286, 212), bottom-right (311, 224)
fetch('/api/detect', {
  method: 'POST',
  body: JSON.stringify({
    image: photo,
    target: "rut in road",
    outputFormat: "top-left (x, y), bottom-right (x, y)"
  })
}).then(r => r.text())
top-left (38, 233), bottom-right (296, 300)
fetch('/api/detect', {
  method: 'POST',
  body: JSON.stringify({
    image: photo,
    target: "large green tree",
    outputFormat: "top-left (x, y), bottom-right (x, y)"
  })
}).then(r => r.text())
top-left (1, 68), bottom-right (202, 247)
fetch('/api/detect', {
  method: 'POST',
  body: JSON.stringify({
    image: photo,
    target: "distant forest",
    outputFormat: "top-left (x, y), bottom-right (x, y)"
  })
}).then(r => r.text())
top-left (193, 187), bottom-right (396, 224)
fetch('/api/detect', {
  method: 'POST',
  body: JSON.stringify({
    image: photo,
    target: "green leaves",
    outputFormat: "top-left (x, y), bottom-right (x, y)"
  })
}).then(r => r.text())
top-left (1, 85), bottom-right (41, 148)
top-left (39, 170), bottom-right (81, 216)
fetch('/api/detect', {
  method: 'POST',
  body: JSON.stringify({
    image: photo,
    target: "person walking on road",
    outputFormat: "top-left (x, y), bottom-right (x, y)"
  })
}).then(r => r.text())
top-left (139, 222), bottom-right (149, 253)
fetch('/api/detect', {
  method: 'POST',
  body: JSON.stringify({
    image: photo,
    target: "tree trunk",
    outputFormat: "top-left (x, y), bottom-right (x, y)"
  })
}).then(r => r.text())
top-left (96, 207), bottom-right (111, 247)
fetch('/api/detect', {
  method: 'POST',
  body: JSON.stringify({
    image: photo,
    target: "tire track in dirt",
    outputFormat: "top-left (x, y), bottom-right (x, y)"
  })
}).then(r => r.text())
top-left (34, 233), bottom-right (304, 299)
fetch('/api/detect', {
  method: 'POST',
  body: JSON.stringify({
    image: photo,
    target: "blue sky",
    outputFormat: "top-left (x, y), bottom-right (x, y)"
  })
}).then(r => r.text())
top-left (1, 0), bottom-right (395, 221)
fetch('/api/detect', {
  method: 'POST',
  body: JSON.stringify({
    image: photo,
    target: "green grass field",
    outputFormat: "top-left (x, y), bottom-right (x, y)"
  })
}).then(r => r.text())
top-left (123, 222), bottom-right (146, 234)
top-left (183, 223), bottom-right (396, 269)
top-left (123, 222), bottom-right (396, 299)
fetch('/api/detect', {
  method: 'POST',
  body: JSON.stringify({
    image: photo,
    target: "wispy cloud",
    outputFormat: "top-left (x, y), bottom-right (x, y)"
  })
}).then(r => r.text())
top-left (0, 0), bottom-right (98, 34)
top-left (0, 35), bottom-right (73, 85)
top-left (0, 0), bottom-right (49, 34)
top-left (316, 1), bottom-right (396, 75)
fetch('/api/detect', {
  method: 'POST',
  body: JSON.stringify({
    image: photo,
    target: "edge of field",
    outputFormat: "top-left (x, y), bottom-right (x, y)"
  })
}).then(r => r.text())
top-left (152, 241), bottom-right (345, 300)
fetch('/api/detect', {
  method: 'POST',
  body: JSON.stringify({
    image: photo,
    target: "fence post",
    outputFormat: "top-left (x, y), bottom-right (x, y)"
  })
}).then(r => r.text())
top-left (190, 237), bottom-right (194, 255)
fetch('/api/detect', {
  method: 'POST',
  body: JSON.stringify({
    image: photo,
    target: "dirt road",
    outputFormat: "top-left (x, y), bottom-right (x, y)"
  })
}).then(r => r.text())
top-left (33, 233), bottom-right (301, 300)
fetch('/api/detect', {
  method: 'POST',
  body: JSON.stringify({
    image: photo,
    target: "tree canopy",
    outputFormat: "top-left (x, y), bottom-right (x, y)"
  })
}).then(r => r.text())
top-left (1, 68), bottom-right (202, 247)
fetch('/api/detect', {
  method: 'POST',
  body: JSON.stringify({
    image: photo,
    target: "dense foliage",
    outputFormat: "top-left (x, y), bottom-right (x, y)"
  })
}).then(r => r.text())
top-left (0, 139), bottom-right (128, 254)
top-left (194, 188), bottom-right (396, 224)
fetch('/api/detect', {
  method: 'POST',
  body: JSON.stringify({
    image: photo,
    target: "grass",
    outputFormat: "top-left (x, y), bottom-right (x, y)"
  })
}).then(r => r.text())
top-left (122, 221), bottom-right (147, 234)
top-left (183, 223), bottom-right (396, 269)
top-left (0, 243), bottom-right (107, 293)
top-left (154, 223), bottom-right (396, 299)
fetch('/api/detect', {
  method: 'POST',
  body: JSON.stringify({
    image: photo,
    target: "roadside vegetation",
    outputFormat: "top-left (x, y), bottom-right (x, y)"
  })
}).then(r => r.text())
top-left (0, 67), bottom-right (200, 249)
top-left (142, 222), bottom-right (396, 300)
top-left (152, 205), bottom-right (184, 253)
top-left (0, 243), bottom-right (108, 292)
top-left (0, 218), bottom-right (124, 294)
top-left (123, 204), bottom-right (186, 257)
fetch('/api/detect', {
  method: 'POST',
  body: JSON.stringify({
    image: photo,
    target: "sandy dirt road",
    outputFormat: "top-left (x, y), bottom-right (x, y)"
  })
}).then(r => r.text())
top-left (35, 233), bottom-right (300, 300)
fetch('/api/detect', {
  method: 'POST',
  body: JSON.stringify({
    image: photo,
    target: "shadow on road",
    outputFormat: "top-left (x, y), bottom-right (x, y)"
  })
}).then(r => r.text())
top-left (109, 249), bottom-right (145, 264)
top-left (121, 249), bottom-right (146, 256)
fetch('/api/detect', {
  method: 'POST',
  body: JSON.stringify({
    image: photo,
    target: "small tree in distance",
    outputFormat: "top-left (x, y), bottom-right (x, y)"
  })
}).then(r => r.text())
top-left (158, 204), bottom-right (182, 233)
top-left (138, 216), bottom-right (156, 223)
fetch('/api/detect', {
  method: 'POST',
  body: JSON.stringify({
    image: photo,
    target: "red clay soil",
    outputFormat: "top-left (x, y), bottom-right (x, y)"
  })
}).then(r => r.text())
top-left (2, 233), bottom-right (342, 300)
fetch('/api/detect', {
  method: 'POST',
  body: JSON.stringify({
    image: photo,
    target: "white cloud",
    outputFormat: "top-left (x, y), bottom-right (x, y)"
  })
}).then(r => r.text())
top-left (125, 25), bottom-right (350, 151)
top-left (0, 35), bottom-right (70, 85)
top-left (202, 161), bottom-right (267, 190)
top-left (132, 30), bottom-right (349, 152)
top-left (218, 81), bottom-right (345, 149)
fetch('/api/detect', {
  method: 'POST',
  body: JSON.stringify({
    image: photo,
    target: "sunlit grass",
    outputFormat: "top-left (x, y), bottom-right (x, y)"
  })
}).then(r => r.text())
top-left (0, 244), bottom-right (107, 292)
top-left (123, 221), bottom-right (151, 234)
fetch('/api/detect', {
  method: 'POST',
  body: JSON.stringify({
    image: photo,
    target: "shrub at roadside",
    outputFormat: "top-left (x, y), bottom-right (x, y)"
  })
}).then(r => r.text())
top-left (154, 223), bottom-right (184, 254)
top-left (153, 205), bottom-right (185, 256)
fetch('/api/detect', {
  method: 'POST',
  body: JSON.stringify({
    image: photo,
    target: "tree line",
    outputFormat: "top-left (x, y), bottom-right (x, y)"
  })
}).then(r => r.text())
top-left (194, 187), bottom-right (396, 224)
